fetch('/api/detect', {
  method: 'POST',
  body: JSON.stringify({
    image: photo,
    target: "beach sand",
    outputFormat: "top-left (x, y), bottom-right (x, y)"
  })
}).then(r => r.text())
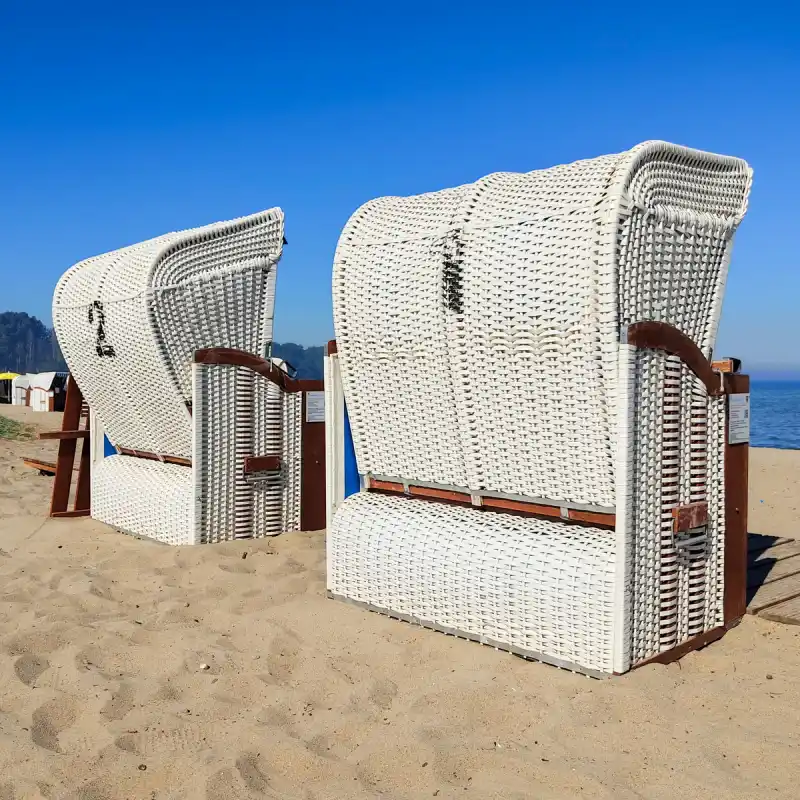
top-left (1, 410), bottom-right (799, 799)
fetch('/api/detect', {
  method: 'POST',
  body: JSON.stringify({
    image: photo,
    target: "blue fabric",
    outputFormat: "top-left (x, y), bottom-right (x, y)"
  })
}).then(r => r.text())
top-left (343, 404), bottom-right (359, 498)
top-left (103, 434), bottom-right (115, 458)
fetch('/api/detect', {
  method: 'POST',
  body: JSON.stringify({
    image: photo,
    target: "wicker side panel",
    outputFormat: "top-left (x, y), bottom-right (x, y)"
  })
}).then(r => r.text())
top-left (92, 455), bottom-right (193, 546)
top-left (328, 493), bottom-right (618, 674)
top-left (281, 392), bottom-right (303, 531)
top-left (194, 363), bottom-right (290, 543)
top-left (630, 350), bottom-right (725, 663)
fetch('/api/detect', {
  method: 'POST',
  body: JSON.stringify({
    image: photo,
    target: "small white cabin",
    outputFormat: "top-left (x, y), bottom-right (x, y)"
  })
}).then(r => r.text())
top-left (28, 372), bottom-right (68, 412)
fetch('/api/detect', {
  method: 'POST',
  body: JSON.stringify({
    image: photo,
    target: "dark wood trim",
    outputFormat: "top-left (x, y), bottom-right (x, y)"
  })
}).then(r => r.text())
top-left (51, 509), bottom-right (91, 519)
top-left (633, 626), bottom-right (727, 668)
top-left (22, 458), bottom-right (57, 475)
top-left (194, 348), bottom-right (303, 393)
top-left (367, 478), bottom-right (616, 528)
top-left (296, 379), bottom-right (325, 392)
top-left (672, 502), bottom-right (708, 533)
top-left (117, 447), bottom-right (192, 467)
top-left (712, 358), bottom-right (741, 374)
top-left (244, 455), bottom-right (282, 473)
top-left (327, 339), bottom-right (338, 355)
top-left (724, 372), bottom-right (750, 625)
top-left (39, 430), bottom-right (90, 440)
top-left (49, 375), bottom-right (84, 516)
top-left (300, 387), bottom-right (327, 531)
top-left (627, 322), bottom-right (723, 396)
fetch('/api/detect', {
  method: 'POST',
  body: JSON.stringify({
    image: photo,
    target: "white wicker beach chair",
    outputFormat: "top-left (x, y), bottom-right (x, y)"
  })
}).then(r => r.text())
top-left (53, 210), bottom-right (304, 545)
top-left (327, 141), bottom-right (753, 675)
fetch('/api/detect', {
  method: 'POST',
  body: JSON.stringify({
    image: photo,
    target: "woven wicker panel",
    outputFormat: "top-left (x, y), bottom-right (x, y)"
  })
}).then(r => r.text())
top-left (629, 350), bottom-right (727, 663)
top-left (328, 492), bottom-right (618, 675)
top-left (333, 142), bottom-right (751, 507)
top-left (193, 362), bottom-right (301, 544)
top-left (53, 210), bottom-right (284, 459)
top-left (92, 455), bottom-right (193, 546)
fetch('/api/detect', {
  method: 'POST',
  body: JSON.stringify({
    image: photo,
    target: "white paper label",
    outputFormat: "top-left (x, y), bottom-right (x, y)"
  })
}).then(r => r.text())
top-left (306, 391), bottom-right (325, 423)
top-left (728, 393), bottom-right (750, 445)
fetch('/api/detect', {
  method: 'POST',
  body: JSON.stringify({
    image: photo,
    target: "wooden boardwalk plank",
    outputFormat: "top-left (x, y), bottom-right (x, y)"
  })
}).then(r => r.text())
top-left (748, 534), bottom-right (793, 553)
top-left (759, 596), bottom-right (800, 626)
top-left (748, 554), bottom-right (800, 588)
top-left (749, 540), bottom-right (800, 566)
top-left (748, 572), bottom-right (800, 614)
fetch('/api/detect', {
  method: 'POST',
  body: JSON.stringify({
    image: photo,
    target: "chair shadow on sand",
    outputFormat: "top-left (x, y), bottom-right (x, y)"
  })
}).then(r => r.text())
top-left (746, 533), bottom-right (800, 615)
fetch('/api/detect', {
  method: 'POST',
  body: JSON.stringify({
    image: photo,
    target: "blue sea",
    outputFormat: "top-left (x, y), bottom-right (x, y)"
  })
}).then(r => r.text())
top-left (751, 381), bottom-right (800, 450)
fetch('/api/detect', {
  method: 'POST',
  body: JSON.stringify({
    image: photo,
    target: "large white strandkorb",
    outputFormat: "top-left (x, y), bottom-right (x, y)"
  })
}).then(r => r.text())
top-left (328, 141), bottom-right (752, 675)
top-left (53, 210), bottom-right (302, 545)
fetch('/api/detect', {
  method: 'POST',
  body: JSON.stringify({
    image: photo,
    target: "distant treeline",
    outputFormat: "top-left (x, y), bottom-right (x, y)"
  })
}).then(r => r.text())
top-left (0, 311), bottom-right (324, 379)
top-left (0, 312), bottom-right (67, 373)
top-left (272, 342), bottom-right (324, 379)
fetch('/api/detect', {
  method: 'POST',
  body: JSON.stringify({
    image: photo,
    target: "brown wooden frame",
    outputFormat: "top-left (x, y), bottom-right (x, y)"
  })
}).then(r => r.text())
top-left (193, 348), bottom-right (327, 531)
top-left (40, 375), bottom-right (91, 518)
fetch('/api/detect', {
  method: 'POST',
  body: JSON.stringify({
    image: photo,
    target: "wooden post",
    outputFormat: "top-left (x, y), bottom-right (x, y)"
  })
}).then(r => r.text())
top-left (298, 379), bottom-right (326, 531)
top-left (723, 373), bottom-right (750, 625)
top-left (45, 375), bottom-right (91, 518)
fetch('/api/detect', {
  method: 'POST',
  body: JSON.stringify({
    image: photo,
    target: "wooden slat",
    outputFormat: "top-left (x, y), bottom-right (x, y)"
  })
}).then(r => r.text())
top-left (633, 626), bottom-right (727, 668)
top-left (51, 509), bottom-right (91, 518)
top-left (22, 458), bottom-right (57, 475)
top-left (748, 573), bottom-right (800, 614)
top-left (759, 595), bottom-right (800, 626)
top-left (367, 478), bottom-right (616, 528)
top-left (750, 540), bottom-right (800, 566)
top-left (748, 554), bottom-right (800, 589)
top-left (117, 448), bottom-right (192, 467)
top-left (748, 534), bottom-right (793, 553)
top-left (39, 430), bottom-right (89, 440)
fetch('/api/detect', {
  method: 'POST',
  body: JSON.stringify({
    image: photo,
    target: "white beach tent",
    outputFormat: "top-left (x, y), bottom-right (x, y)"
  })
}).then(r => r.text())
top-left (27, 372), bottom-right (68, 412)
top-left (11, 374), bottom-right (31, 405)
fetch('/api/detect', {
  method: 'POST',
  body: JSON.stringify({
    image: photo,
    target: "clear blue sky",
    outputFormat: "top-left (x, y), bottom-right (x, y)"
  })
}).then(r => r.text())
top-left (1, 2), bottom-right (798, 371)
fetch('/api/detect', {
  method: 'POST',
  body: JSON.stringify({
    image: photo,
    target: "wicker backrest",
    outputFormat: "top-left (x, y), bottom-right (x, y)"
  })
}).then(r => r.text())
top-left (53, 209), bottom-right (285, 459)
top-left (333, 142), bottom-right (751, 508)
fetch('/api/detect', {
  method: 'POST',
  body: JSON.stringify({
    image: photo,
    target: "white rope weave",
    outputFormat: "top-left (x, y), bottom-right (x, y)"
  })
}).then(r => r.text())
top-left (330, 141), bottom-right (752, 673)
top-left (53, 209), bottom-right (284, 459)
top-left (54, 210), bottom-right (302, 546)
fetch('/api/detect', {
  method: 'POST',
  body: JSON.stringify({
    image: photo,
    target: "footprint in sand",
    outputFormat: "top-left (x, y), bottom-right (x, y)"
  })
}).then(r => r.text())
top-left (31, 696), bottom-right (78, 752)
top-left (218, 561), bottom-right (257, 575)
top-left (14, 654), bottom-right (50, 687)
top-left (265, 634), bottom-right (300, 685)
top-left (368, 678), bottom-right (398, 710)
top-left (100, 682), bottom-right (135, 721)
top-left (115, 723), bottom-right (208, 757)
top-left (235, 753), bottom-right (271, 794)
top-left (4, 630), bottom-right (65, 657)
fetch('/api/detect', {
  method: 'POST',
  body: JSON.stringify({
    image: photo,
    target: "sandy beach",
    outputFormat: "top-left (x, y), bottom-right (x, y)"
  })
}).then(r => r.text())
top-left (1, 408), bottom-right (799, 800)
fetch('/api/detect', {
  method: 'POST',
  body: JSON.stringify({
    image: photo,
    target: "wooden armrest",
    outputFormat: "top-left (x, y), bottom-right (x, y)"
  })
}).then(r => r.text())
top-left (39, 430), bottom-right (89, 440)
